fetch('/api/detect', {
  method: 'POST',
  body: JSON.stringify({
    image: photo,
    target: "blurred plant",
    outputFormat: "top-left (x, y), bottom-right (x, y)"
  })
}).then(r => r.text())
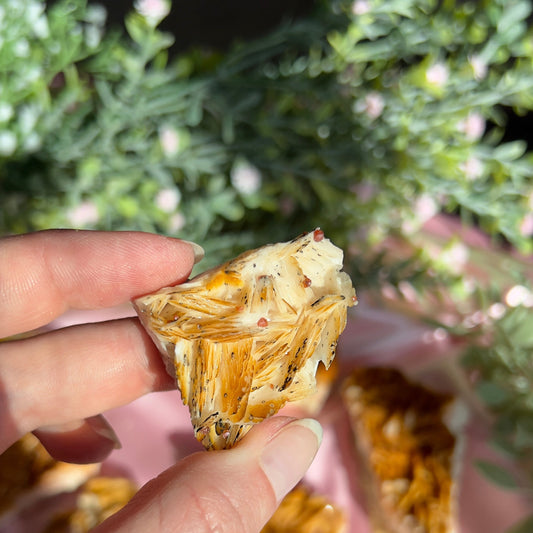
top-left (1, 0), bottom-right (533, 525)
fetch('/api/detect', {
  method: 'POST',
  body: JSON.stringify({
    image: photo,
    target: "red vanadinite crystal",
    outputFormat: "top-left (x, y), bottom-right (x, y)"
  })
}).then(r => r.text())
top-left (313, 229), bottom-right (324, 242)
top-left (257, 317), bottom-right (268, 327)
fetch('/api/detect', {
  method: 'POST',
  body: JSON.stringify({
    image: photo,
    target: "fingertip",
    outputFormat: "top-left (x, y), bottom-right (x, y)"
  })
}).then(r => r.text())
top-left (33, 415), bottom-right (121, 464)
top-left (258, 418), bottom-right (322, 503)
top-left (177, 239), bottom-right (205, 265)
top-left (93, 417), bottom-right (322, 533)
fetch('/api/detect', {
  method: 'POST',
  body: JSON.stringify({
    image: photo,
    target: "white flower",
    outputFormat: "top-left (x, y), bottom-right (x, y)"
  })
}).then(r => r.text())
top-left (488, 302), bottom-right (506, 320)
top-left (13, 39), bottom-right (30, 58)
top-left (458, 112), bottom-right (485, 141)
top-left (231, 161), bottom-right (262, 195)
top-left (25, 1), bottom-right (43, 22)
top-left (134, 0), bottom-right (170, 27)
top-left (460, 157), bottom-right (484, 181)
top-left (85, 25), bottom-right (102, 48)
top-left (155, 187), bottom-right (181, 213)
top-left (505, 285), bottom-right (533, 308)
top-left (33, 15), bottom-right (49, 39)
top-left (23, 132), bottom-right (41, 152)
top-left (168, 212), bottom-right (186, 233)
top-left (159, 126), bottom-right (181, 156)
top-left (352, 0), bottom-right (370, 15)
top-left (67, 201), bottom-right (99, 227)
top-left (19, 106), bottom-right (39, 134)
top-left (0, 103), bottom-right (13, 122)
top-left (0, 131), bottom-right (16, 156)
top-left (426, 63), bottom-right (449, 87)
top-left (25, 66), bottom-right (42, 83)
top-left (440, 242), bottom-right (469, 273)
top-left (317, 124), bottom-right (330, 139)
top-left (469, 55), bottom-right (488, 80)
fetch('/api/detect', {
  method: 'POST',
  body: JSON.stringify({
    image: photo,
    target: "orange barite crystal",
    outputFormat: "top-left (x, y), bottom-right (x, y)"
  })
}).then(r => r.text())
top-left (134, 230), bottom-right (356, 450)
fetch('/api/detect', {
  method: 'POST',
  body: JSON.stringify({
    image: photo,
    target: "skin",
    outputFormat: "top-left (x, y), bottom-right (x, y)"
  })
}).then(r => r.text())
top-left (0, 230), bottom-right (321, 533)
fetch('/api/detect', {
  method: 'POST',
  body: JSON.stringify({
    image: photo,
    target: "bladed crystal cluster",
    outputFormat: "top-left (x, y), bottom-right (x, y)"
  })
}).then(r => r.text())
top-left (134, 229), bottom-right (356, 449)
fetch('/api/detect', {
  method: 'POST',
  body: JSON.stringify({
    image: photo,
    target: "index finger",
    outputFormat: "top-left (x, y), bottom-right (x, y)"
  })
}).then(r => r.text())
top-left (0, 230), bottom-right (201, 338)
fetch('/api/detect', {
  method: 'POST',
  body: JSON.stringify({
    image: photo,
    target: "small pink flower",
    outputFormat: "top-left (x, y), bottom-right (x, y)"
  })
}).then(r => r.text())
top-left (67, 201), bottom-right (99, 227)
top-left (155, 187), bottom-right (181, 213)
top-left (458, 112), bottom-right (485, 141)
top-left (134, 0), bottom-right (170, 26)
top-left (398, 280), bottom-right (418, 303)
top-left (460, 157), bottom-right (484, 181)
top-left (352, 0), bottom-right (370, 15)
top-left (426, 63), bottom-right (449, 87)
top-left (231, 161), bottom-right (262, 195)
top-left (363, 92), bottom-right (384, 120)
top-left (159, 126), bottom-right (181, 156)
top-left (402, 194), bottom-right (439, 234)
top-left (414, 194), bottom-right (439, 222)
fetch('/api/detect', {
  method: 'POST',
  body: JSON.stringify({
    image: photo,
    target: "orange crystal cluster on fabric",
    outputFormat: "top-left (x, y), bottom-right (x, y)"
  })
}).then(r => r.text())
top-left (343, 368), bottom-right (459, 533)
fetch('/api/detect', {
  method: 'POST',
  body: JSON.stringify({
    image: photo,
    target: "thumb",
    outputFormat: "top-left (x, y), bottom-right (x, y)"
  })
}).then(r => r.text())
top-left (94, 417), bottom-right (322, 533)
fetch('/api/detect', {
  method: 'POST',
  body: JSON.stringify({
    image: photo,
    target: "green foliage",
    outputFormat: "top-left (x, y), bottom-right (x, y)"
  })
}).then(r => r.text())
top-left (2, 0), bottom-right (533, 256)
top-left (463, 304), bottom-right (533, 505)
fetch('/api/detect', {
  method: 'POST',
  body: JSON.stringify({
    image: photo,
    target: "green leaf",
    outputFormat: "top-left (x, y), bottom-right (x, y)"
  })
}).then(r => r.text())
top-left (476, 460), bottom-right (518, 490)
top-left (497, 1), bottom-right (532, 34)
top-left (493, 141), bottom-right (527, 162)
top-left (125, 13), bottom-right (149, 45)
top-left (476, 381), bottom-right (510, 407)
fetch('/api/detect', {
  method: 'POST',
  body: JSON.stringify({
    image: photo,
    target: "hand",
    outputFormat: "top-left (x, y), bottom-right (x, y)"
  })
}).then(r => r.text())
top-left (0, 230), bottom-right (322, 533)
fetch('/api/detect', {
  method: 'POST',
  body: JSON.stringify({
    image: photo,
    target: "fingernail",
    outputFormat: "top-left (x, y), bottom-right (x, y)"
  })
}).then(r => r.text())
top-left (260, 418), bottom-right (322, 503)
top-left (87, 416), bottom-right (122, 450)
top-left (180, 240), bottom-right (205, 264)
top-left (37, 419), bottom-right (85, 433)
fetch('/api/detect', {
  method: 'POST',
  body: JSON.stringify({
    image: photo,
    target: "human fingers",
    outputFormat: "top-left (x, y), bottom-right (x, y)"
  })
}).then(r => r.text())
top-left (94, 416), bottom-right (322, 533)
top-left (0, 319), bottom-right (173, 452)
top-left (33, 415), bottom-right (121, 464)
top-left (0, 229), bottom-right (203, 338)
